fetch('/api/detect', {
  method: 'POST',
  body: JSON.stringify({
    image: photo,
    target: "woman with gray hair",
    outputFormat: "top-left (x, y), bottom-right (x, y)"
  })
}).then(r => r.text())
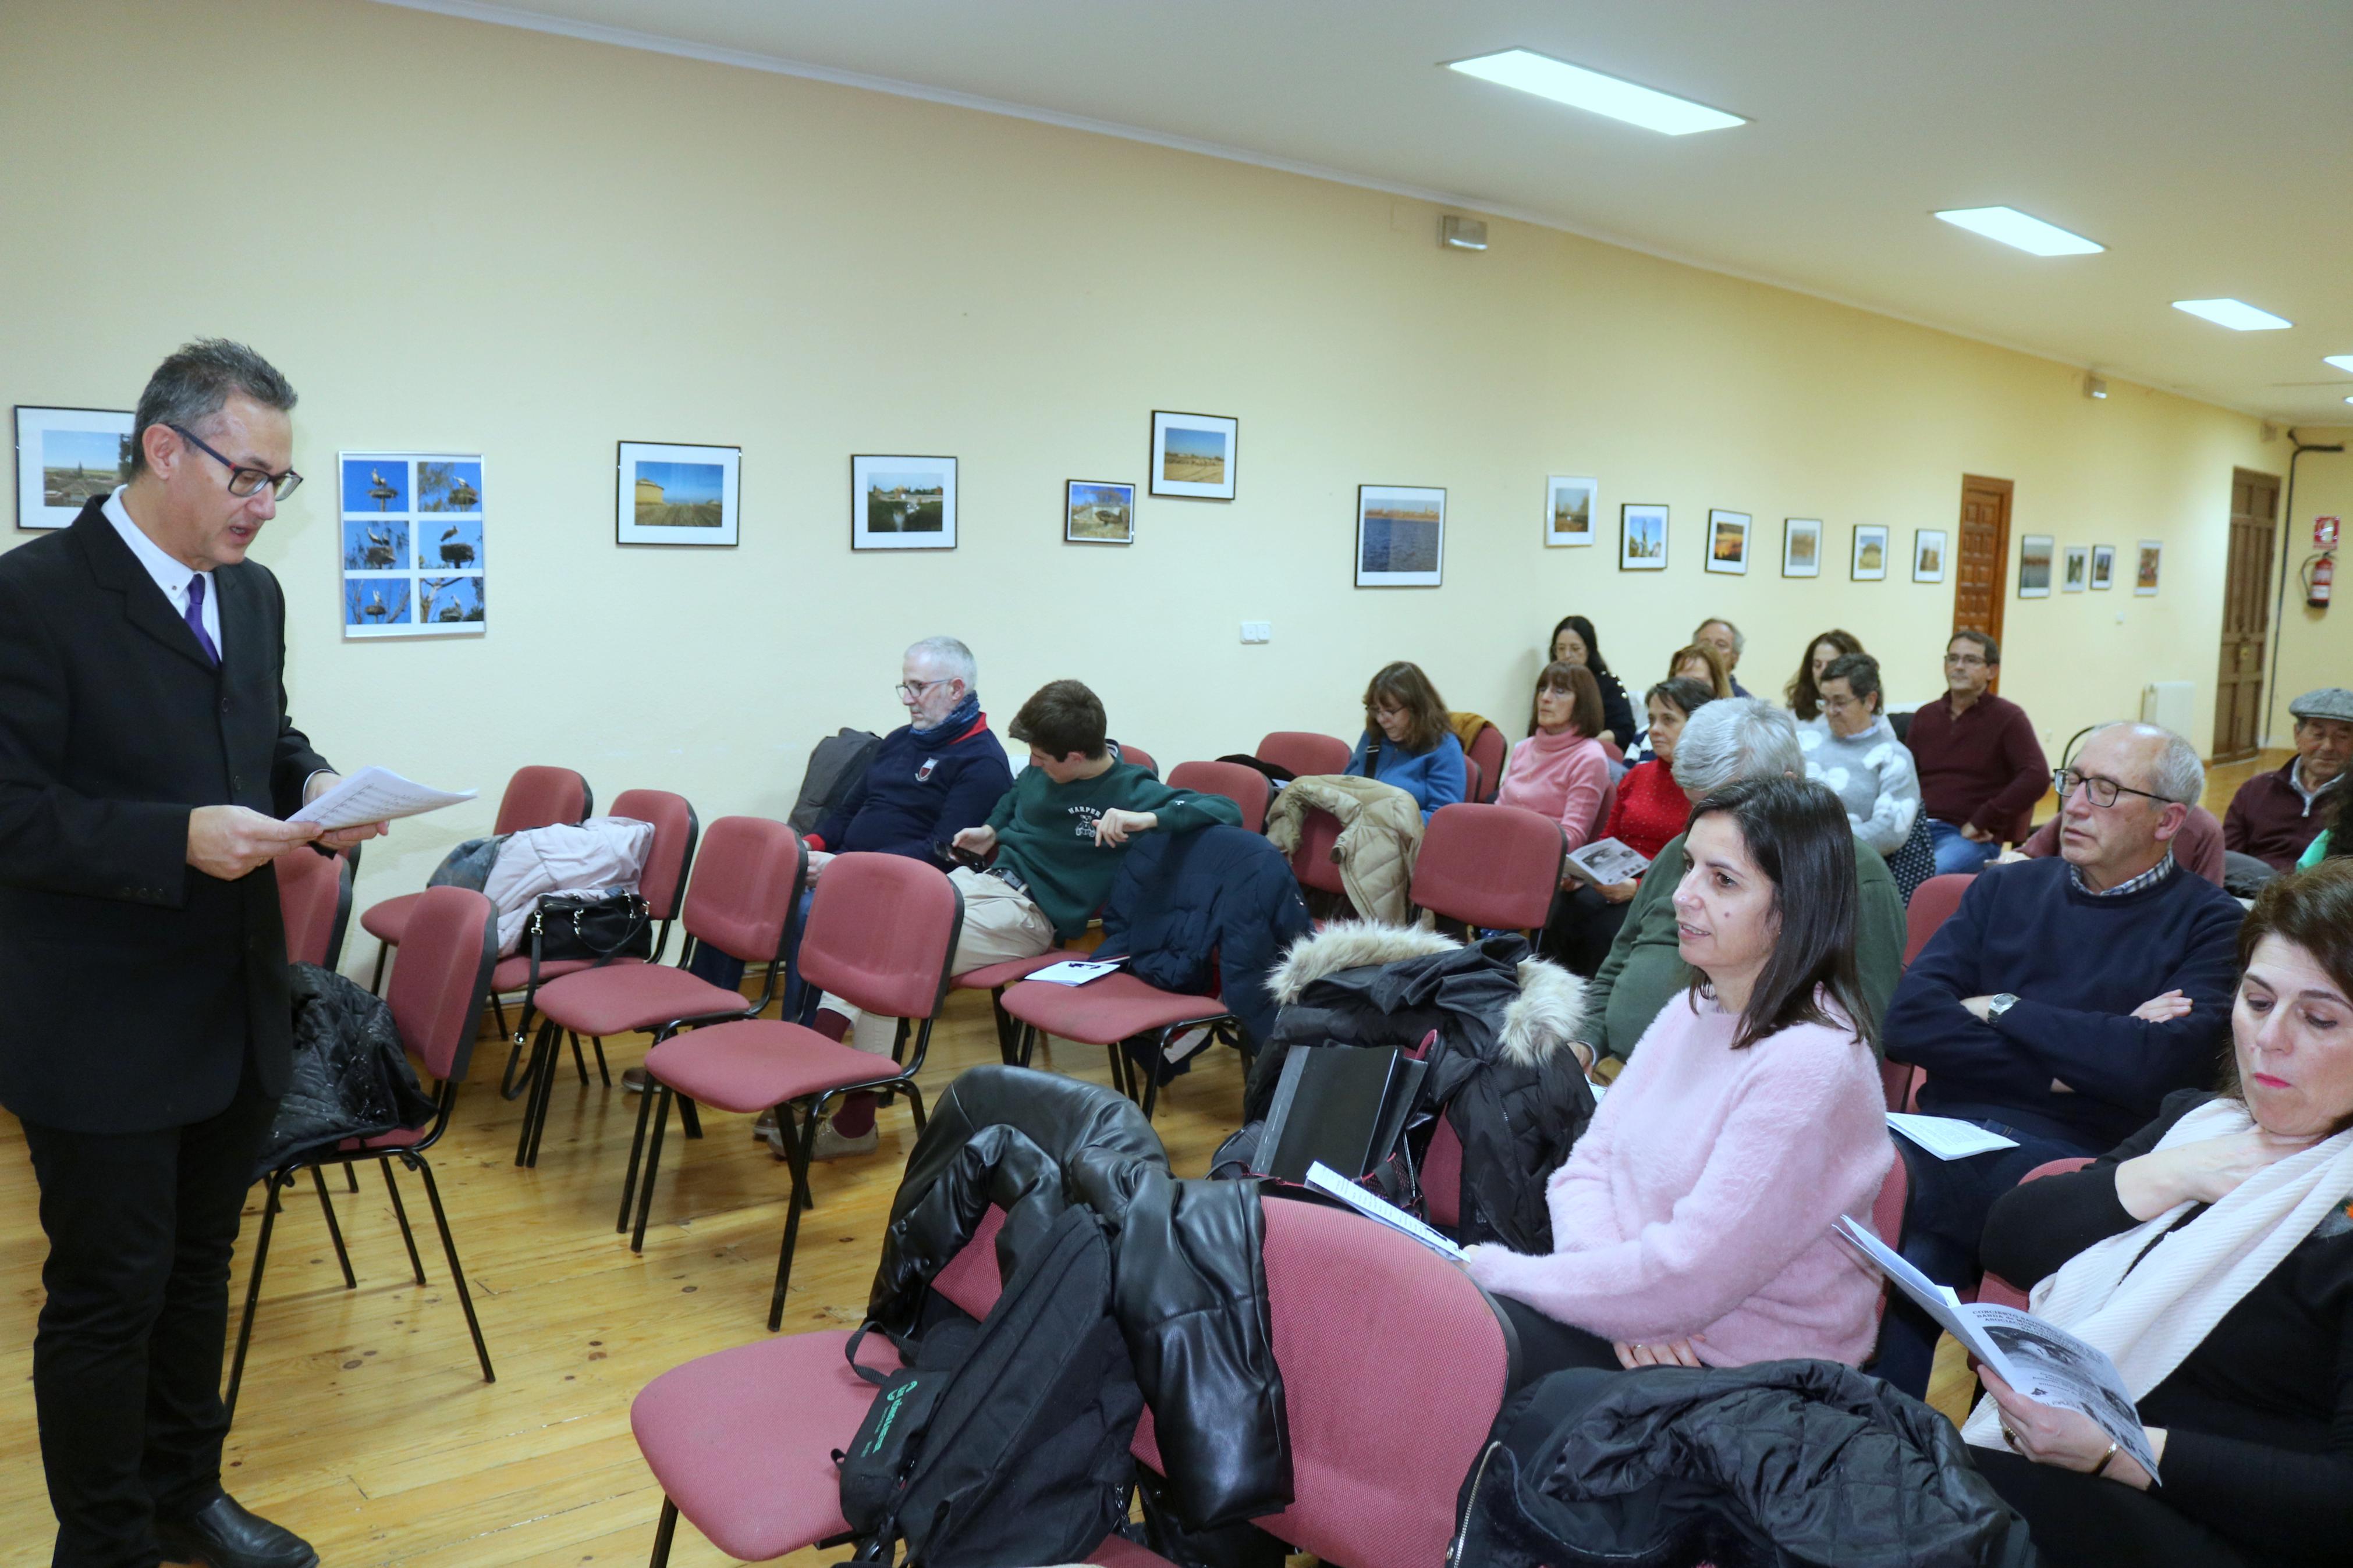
top-left (1798, 653), bottom-right (1922, 856)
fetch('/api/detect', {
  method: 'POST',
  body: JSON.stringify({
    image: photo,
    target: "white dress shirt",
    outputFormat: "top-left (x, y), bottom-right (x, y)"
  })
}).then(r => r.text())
top-left (102, 485), bottom-right (221, 657)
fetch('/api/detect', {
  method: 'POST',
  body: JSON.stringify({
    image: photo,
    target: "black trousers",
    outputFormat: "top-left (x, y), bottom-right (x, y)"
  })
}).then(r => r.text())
top-left (1497, 1296), bottom-right (1627, 1391)
top-left (1973, 1448), bottom-right (2253, 1567)
top-left (20, 1065), bottom-right (278, 1568)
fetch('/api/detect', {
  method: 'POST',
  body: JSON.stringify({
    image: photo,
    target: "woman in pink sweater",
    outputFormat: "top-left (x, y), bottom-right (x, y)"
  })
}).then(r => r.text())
top-left (1466, 775), bottom-right (1894, 1380)
top-left (1498, 662), bottom-right (1612, 854)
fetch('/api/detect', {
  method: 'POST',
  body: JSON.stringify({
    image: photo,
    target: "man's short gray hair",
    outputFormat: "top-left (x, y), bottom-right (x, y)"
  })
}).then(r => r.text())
top-left (2084, 721), bottom-right (2205, 805)
top-left (130, 339), bottom-right (298, 476)
top-left (1672, 697), bottom-right (1802, 796)
top-left (1694, 617), bottom-right (1745, 655)
top-left (904, 636), bottom-right (977, 688)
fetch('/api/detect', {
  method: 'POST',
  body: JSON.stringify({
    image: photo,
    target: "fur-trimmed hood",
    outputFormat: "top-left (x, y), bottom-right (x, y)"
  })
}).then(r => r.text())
top-left (1269, 920), bottom-right (1587, 1067)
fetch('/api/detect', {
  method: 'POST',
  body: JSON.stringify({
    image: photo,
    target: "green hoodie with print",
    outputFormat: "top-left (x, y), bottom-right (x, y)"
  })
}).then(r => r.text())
top-left (985, 760), bottom-right (1242, 937)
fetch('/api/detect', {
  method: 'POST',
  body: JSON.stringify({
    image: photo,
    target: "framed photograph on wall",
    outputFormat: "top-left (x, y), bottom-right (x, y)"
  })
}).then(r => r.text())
top-left (341, 450), bottom-right (486, 638)
top-left (617, 440), bottom-right (739, 546)
top-left (851, 454), bottom-right (957, 550)
top-left (2018, 534), bottom-right (2055, 598)
top-left (1850, 524), bottom-right (1889, 581)
top-left (1912, 528), bottom-right (1948, 583)
top-left (15, 404), bottom-right (134, 529)
top-left (1706, 509), bottom-right (1751, 575)
top-left (1782, 518), bottom-right (1822, 578)
top-left (1149, 410), bottom-right (1237, 500)
top-left (2135, 540), bottom-right (2163, 595)
top-left (2091, 543), bottom-right (2116, 590)
top-left (1355, 485), bottom-right (1445, 587)
top-left (2063, 545), bottom-right (2089, 592)
top-left (1545, 475), bottom-right (1596, 546)
top-left (1065, 479), bottom-right (1134, 545)
top-left (1620, 503), bottom-right (1668, 571)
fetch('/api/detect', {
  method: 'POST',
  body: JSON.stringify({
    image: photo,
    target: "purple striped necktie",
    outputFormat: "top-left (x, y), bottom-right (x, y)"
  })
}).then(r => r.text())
top-left (184, 574), bottom-right (220, 667)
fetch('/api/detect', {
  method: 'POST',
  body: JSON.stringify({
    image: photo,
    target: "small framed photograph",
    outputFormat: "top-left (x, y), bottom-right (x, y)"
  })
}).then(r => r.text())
top-left (851, 454), bottom-right (957, 551)
top-left (1850, 524), bottom-right (1889, 581)
top-left (1065, 479), bottom-right (1134, 545)
top-left (2063, 545), bottom-right (2089, 592)
top-left (2091, 543), bottom-right (2116, 590)
top-left (2135, 540), bottom-right (2163, 596)
top-left (1912, 528), bottom-right (1947, 583)
top-left (617, 441), bottom-right (739, 546)
top-left (2018, 534), bottom-right (2055, 598)
top-left (15, 405), bottom-right (134, 529)
top-left (1782, 518), bottom-right (1822, 578)
top-left (1355, 485), bottom-right (1445, 588)
top-left (1149, 410), bottom-right (1236, 500)
top-left (1705, 509), bottom-right (1751, 575)
top-left (1620, 503), bottom-right (1668, 571)
top-left (1546, 475), bottom-right (1596, 546)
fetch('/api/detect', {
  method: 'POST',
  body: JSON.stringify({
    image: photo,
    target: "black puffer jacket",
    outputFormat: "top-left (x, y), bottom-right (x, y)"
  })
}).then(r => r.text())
top-left (1101, 824), bottom-right (1312, 1053)
top-left (251, 962), bottom-right (439, 1180)
top-left (869, 1065), bottom-right (1289, 1530)
top-left (1453, 1361), bottom-right (2038, 1568)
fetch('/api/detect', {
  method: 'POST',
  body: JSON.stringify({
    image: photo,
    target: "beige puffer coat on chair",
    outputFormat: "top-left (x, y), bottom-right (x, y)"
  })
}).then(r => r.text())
top-left (1264, 773), bottom-right (1426, 926)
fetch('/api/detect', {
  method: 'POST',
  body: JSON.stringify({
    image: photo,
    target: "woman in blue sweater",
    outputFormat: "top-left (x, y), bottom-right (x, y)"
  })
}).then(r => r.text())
top-left (1347, 660), bottom-right (1465, 819)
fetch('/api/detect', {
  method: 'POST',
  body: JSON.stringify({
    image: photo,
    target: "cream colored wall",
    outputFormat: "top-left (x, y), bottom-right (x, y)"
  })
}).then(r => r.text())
top-left (0, 0), bottom-right (2284, 973)
top-left (2265, 430), bottom-right (2353, 735)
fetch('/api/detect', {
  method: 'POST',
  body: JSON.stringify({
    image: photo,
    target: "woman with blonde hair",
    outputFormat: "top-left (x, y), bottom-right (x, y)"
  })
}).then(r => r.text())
top-left (1347, 660), bottom-right (1465, 819)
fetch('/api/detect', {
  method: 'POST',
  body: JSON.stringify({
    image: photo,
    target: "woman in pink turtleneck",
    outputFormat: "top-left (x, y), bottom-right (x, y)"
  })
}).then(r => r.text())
top-left (1465, 775), bottom-right (1893, 1382)
top-left (1499, 662), bottom-right (1612, 853)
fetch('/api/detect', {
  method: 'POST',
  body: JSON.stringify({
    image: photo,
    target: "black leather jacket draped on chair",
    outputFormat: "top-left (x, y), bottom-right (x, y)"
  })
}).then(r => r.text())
top-left (251, 963), bottom-right (440, 1180)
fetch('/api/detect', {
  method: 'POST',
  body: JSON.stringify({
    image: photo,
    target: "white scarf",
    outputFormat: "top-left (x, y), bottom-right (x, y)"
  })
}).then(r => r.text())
top-left (1961, 1096), bottom-right (2353, 1450)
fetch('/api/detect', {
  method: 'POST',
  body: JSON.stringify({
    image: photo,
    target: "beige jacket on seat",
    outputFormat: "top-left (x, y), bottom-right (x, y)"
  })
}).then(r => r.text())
top-left (1264, 774), bottom-right (1427, 926)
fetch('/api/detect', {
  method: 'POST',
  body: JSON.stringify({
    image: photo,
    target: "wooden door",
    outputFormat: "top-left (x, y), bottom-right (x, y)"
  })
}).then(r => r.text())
top-left (2214, 468), bottom-right (2279, 760)
top-left (1955, 475), bottom-right (2013, 694)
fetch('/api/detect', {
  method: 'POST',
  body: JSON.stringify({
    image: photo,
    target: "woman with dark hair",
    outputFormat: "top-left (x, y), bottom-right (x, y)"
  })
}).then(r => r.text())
top-left (1668, 642), bottom-right (1736, 701)
top-left (1543, 615), bottom-right (1635, 748)
top-left (1466, 776), bottom-right (1893, 1384)
top-left (1964, 861), bottom-right (2353, 1567)
top-left (1786, 628), bottom-right (1866, 723)
top-left (1500, 663), bottom-right (1612, 854)
top-left (1347, 660), bottom-right (1465, 819)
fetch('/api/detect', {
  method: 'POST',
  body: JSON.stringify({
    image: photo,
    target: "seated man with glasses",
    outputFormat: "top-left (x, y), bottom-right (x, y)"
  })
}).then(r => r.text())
top-left (1904, 628), bottom-right (2050, 875)
top-left (1872, 721), bottom-right (2245, 1397)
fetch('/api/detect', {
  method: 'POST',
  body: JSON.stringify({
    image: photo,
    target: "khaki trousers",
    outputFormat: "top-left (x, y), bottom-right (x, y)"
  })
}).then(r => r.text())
top-left (820, 866), bottom-right (1057, 1057)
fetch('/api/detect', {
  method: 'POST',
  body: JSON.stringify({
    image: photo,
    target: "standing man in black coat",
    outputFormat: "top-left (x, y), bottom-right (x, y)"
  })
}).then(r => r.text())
top-left (0, 340), bottom-right (384, 1568)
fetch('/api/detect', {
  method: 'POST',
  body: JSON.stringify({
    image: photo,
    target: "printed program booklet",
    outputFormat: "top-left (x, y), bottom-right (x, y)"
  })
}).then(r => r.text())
top-left (1564, 837), bottom-right (1649, 886)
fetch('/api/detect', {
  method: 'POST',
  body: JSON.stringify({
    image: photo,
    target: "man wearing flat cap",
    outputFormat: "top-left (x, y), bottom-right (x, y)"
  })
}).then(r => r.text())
top-left (2220, 687), bottom-right (2352, 890)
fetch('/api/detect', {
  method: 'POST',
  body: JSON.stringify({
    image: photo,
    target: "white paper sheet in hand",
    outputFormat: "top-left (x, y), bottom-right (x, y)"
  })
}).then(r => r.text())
top-left (1304, 1161), bottom-right (1465, 1262)
top-left (287, 766), bottom-right (477, 830)
top-left (1887, 1113), bottom-right (2021, 1160)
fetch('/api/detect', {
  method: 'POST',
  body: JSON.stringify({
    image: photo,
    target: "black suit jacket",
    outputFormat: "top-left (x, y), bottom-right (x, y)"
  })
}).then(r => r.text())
top-left (0, 497), bottom-right (329, 1133)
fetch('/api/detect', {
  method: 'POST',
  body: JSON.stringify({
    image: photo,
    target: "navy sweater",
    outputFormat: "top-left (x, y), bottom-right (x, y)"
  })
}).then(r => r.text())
top-left (807, 713), bottom-right (1011, 861)
top-left (1884, 855), bottom-right (2244, 1149)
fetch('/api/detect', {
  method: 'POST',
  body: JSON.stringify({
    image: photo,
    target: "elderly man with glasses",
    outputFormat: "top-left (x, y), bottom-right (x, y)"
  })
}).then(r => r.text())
top-left (1872, 721), bottom-right (2245, 1398)
top-left (1904, 628), bottom-right (2052, 875)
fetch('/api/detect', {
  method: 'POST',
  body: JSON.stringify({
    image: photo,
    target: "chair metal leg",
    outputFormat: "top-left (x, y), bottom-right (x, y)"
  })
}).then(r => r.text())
top-left (617, 1071), bottom-right (659, 1232)
top-left (409, 1154), bottom-right (495, 1384)
top-left (492, 993), bottom-right (510, 1043)
top-left (677, 1095), bottom-right (702, 1141)
top-left (225, 1177), bottom-right (285, 1425)
top-left (524, 1019), bottom-right (565, 1168)
top-left (630, 1089), bottom-right (674, 1254)
top-left (1017, 1022), bottom-right (1037, 1069)
top-left (767, 1104), bottom-right (815, 1331)
top-left (1105, 1040), bottom-right (1131, 1100)
top-left (570, 1030), bottom-right (589, 1086)
top-left (370, 943), bottom-right (389, 994)
top-left (901, 1078), bottom-right (928, 1135)
top-left (311, 1167), bottom-right (357, 1288)
top-left (648, 1497), bottom-right (679, 1568)
top-left (989, 990), bottom-right (1020, 1066)
top-left (591, 1036), bottom-right (611, 1086)
top-left (381, 1157), bottom-right (427, 1285)
top-left (1139, 1030), bottom-right (1174, 1121)
top-left (514, 1019), bottom-right (558, 1167)
top-left (344, 1163), bottom-right (359, 1193)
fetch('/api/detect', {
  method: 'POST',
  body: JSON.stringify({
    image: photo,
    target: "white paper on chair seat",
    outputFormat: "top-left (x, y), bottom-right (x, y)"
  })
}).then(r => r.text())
top-left (1024, 959), bottom-right (1122, 986)
top-left (287, 766), bottom-right (477, 830)
top-left (1887, 1113), bottom-right (2021, 1160)
top-left (1305, 1161), bottom-right (1464, 1262)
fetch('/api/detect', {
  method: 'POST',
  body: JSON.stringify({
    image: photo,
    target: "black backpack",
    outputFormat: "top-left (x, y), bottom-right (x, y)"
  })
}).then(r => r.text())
top-left (837, 1204), bottom-right (1144, 1568)
top-left (791, 727), bottom-right (884, 833)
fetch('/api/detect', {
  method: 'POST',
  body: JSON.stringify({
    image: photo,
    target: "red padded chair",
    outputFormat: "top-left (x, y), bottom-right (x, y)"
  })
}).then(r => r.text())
top-left (1168, 759), bottom-right (1272, 835)
top-left (1879, 1059), bottom-right (1919, 1114)
top-left (1258, 730), bottom-right (1351, 778)
top-left (999, 968), bottom-right (1236, 1119)
top-left (1904, 872), bottom-right (1974, 965)
top-left (1288, 806), bottom-right (1347, 899)
top-left (1461, 756), bottom-right (1485, 806)
top-left (1114, 741), bottom-right (1157, 777)
top-left (1599, 737), bottom-right (1626, 765)
top-left (276, 845), bottom-right (353, 971)
top-left (1412, 802), bottom-right (1566, 936)
top-left (225, 885), bottom-right (500, 1422)
top-left (626, 852), bottom-right (965, 1327)
top-left (1464, 722), bottom-right (1507, 805)
top-left (362, 763), bottom-right (591, 989)
top-left (1975, 1157), bottom-right (2095, 1310)
top-left (514, 816), bottom-right (804, 1169)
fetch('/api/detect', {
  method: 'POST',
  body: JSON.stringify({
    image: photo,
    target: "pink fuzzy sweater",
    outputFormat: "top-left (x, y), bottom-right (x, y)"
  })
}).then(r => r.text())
top-left (1497, 728), bottom-right (1610, 853)
top-left (1465, 991), bottom-right (1893, 1367)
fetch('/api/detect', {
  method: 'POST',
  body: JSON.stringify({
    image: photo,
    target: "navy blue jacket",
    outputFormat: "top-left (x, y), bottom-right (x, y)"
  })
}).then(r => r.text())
top-left (1884, 855), bottom-right (2244, 1149)
top-left (808, 713), bottom-right (1011, 861)
top-left (1101, 824), bottom-right (1311, 1050)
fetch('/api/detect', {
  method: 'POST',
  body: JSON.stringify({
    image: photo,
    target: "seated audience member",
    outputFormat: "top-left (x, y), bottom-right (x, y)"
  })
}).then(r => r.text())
top-left (1691, 617), bottom-right (1754, 698)
top-left (1466, 777), bottom-right (1893, 1382)
top-left (1965, 862), bottom-right (2353, 1568)
top-left (1543, 614), bottom-right (1637, 747)
top-left (1906, 628), bottom-right (2049, 875)
top-left (1573, 698), bottom-right (1905, 1075)
top-left (813, 680), bottom-right (1241, 1131)
top-left (1668, 642), bottom-right (1736, 701)
top-left (1348, 661), bottom-right (1466, 818)
top-left (1800, 653), bottom-right (1921, 856)
top-left (1500, 663), bottom-right (1611, 853)
top-left (2221, 687), bottom-right (2351, 888)
top-left (1541, 677), bottom-right (1715, 975)
top-left (1875, 722), bottom-right (2246, 1396)
top-left (2019, 801), bottom-right (2227, 888)
top-left (1785, 627), bottom-right (1866, 723)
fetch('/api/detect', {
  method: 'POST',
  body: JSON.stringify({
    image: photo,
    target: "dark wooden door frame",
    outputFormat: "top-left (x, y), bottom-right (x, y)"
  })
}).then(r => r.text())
top-left (1956, 475), bottom-right (2014, 695)
top-left (2215, 467), bottom-right (2280, 762)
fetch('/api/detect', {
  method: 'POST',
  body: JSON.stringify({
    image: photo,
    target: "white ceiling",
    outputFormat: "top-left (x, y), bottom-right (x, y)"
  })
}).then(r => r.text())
top-left (385, 0), bottom-right (2353, 424)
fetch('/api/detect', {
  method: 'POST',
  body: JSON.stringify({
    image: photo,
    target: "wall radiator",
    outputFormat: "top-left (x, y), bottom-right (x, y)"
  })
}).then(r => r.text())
top-left (2142, 681), bottom-right (2197, 737)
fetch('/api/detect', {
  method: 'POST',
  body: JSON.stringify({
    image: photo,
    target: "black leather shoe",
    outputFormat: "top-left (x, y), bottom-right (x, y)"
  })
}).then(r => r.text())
top-left (154, 1494), bottom-right (318, 1568)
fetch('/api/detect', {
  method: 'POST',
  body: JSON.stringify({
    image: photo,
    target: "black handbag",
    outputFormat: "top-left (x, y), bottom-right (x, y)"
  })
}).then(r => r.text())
top-left (528, 890), bottom-right (653, 965)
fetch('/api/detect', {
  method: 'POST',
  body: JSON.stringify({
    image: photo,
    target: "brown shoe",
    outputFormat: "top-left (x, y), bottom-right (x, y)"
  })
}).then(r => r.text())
top-left (622, 1065), bottom-right (650, 1093)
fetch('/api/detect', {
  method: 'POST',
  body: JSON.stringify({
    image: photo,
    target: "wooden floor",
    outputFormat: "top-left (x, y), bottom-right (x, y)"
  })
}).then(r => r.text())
top-left (0, 750), bottom-right (2284, 1565)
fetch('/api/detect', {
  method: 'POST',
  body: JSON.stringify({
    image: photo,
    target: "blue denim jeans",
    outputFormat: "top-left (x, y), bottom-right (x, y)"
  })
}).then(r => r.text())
top-left (1928, 818), bottom-right (2002, 876)
top-left (685, 887), bottom-right (815, 1023)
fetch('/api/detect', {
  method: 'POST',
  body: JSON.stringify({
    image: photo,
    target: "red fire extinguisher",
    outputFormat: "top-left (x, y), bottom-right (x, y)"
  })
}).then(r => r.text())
top-left (2310, 553), bottom-right (2336, 610)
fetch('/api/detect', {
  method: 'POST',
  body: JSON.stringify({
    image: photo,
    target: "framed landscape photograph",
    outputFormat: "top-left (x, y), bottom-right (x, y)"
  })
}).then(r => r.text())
top-left (1545, 474), bottom-right (1596, 546)
top-left (851, 454), bottom-right (957, 550)
top-left (617, 440), bottom-right (739, 546)
top-left (1850, 524), bottom-right (1889, 581)
top-left (1782, 518), bottom-right (1822, 578)
top-left (2018, 534), bottom-right (2055, 598)
top-left (15, 404), bottom-right (133, 529)
top-left (2091, 543), bottom-right (2116, 590)
top-left (1355, 484), bottom-right (1445, 588)
top-left (1910, 528), bottom-right (1947, 584)
top-left (1706, 509), bottom-right (1751, 575)
top-left (2135, 540), bottom-right (2163, 595)
top-left (1065, 479), bottom-right (1134, 545)
top-left (2063, 545), bottom-right (2089, 592)
top-left (1620, 503), bottom-right (1668, 571)
top-left (1149, 410), bottom-right (1237, 500)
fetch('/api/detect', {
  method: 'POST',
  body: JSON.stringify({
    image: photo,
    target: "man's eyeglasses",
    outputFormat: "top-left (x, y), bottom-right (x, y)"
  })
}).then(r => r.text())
top-left (895, 678), bottom-right (953, 701)
top-left (1944, 653), bottom-right (1990, 668)
top-left (2054, 768), bottom-right (2178, 809)
top-left (167, 424), bottom-right (303, 501)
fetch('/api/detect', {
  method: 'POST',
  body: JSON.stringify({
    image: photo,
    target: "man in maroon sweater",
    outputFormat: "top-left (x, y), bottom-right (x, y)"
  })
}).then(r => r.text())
top-left (1905, 628), bottom-right (2050, 875)
top-left (2221, 686), bottom-right (2350, 882)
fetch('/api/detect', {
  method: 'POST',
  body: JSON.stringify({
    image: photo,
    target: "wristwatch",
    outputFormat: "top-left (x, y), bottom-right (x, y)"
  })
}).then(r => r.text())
top-left (1985, 993), bottom-right (2021, 1022)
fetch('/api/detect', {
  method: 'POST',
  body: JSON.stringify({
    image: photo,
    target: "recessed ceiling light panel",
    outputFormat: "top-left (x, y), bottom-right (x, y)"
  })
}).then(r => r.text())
top-left (2326, 355), bottom-right (2353, 373)
top-left (1932, 207), bottom-right (2103, 257)
top-left (1446, 49), bottom-right (1745, 136)
top-left (2172, 298), bottom-right (2292, 331)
